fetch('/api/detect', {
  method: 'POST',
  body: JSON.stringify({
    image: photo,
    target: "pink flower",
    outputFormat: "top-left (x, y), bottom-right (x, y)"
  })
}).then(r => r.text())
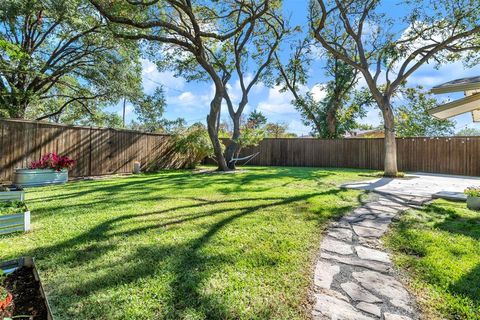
top-left (28, 153), bottom-right (75, 171)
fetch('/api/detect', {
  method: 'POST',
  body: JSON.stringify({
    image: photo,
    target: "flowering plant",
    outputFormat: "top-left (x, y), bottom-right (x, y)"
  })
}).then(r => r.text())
top-left (29, 153), bottom-right (75, 171)
top-left (464, 187), bottom-right (480, 197)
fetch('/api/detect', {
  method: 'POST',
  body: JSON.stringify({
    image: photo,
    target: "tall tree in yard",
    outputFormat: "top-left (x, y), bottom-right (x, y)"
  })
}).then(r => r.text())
top-left (247, 110), bottom-right (267, 129)
top-left (0, 0), bottom-right (142, 122)
top-left (90, 0), bottom-right (272, 171)
top-left (275, 38), bottom-right (362, 138)
top-left (310, 0), bottom-right (480, 176)
top-left (217, 3), bottom-right (286, 169)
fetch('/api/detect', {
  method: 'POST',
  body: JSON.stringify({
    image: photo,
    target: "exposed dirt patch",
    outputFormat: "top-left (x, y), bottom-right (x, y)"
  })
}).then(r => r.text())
top-left (1, 267), bottom-right (48, 319)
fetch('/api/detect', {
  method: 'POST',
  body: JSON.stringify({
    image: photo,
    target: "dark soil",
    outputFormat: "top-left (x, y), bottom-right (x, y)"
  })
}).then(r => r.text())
top-left (1, 267), bottom-right (48, 319)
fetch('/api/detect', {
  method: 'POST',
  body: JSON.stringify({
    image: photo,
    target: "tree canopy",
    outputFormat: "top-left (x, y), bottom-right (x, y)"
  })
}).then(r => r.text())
top-left (395, 87), bottom-right (455, 137)
top-left (90, 0), bottom-right (276, 171)
top-left (310, 0), bottom-right (480, 175)
top-left (0, 0), bottom-right (143, 124)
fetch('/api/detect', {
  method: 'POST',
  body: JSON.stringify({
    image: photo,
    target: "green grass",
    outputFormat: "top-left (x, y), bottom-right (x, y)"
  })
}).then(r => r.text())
top-left (384, 199), bottom-right (480, 319)
top-left (0, 166), bottom-right (372, 319)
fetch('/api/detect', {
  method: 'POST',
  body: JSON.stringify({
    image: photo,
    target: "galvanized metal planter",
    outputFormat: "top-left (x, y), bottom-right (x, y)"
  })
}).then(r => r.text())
top-left (467, 195), bottom-right (480, 210)
top-left (0, 190), bottom-right (25, 202)
top-left (0, 256), bottom-right (54, 320)
top-left (13, 169), bottom-right (68, 187)
top-left (0, 210), bottom-right (30, 235)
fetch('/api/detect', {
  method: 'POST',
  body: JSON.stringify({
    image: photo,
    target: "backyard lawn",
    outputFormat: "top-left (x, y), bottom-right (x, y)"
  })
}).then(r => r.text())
top-left (385, 199), bottom-right (480, 319)
top-left (0, 166), bottom-right (373, 319)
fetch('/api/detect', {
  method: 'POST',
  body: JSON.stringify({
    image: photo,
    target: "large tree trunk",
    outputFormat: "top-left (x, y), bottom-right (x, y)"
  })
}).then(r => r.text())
top-left (207, 92), bottom-right (230, 171)
top-left (380, 99), bottom-right (398, 176)
top-left (225, 114), bottom-right (241, 170)
top-left (326, 103), bottom-right (338, 138)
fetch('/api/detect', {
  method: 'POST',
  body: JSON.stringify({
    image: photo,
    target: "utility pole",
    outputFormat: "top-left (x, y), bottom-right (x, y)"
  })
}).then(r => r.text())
top-left (122, 98), bottom-right (126, 128)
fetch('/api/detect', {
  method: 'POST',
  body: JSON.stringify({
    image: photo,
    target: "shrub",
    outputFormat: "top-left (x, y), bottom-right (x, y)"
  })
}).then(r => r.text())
top-left (0, 200), bottom-right (27, 216)
top-left (29, 153), bottom-right (75, 171)
top-left (464, 187), bottom-right (480, 197)
top-left (172, 123), bottom-right (222, 169)
top-left (234, 125), bottom-right (265, 154)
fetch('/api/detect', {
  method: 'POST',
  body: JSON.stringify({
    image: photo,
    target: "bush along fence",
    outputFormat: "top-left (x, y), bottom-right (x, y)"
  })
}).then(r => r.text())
top-left (216, 137), bottom-right (480, 176)
top-left (0, 119), bottom-right (191, 181)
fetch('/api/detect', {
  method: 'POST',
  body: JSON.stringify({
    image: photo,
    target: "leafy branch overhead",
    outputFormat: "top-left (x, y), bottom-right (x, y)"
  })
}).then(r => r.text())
top-left (0, 0), bottom-right (143, 125)
top-left (275, 38), bottom-right (365, 138)
top-left (310, 0), bottom-right (480, 175)
top-left (90, 0), bottom-right (278, 171)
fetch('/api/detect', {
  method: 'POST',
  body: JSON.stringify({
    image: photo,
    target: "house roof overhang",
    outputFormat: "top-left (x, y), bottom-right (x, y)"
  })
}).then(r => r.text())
top-left (430, 76), bottom-right (480, 94)
top-left (429, 76), bottom-right (480, 122)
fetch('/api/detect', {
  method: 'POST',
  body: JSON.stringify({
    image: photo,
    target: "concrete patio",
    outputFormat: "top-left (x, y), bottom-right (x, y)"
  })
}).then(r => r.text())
top-left (341, 172), bottom-right (480, 200)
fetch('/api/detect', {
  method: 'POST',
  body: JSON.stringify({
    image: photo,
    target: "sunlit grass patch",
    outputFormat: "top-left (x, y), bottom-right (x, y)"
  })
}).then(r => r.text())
top-left (0, 166), bottom-right (372, 319)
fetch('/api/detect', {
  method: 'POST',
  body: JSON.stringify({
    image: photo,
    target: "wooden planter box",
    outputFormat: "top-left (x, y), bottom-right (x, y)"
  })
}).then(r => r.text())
top-left (0, 256), bottom-right (53, 320)
top-left (0, 210), bottom-right (30, 235)
top-left (13, 169), bottom-right (68, 187)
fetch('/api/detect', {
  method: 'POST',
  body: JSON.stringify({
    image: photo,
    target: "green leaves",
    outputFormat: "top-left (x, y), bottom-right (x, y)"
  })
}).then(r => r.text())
top-left (0, 0), bottom-right (143, 122)
top-left (0, 38), bottom-right (27, 61)
top-left (173, 123), bottom-right (222, 169)
top-left (395, 87), bottom-right (455, 137)
top-left (132, 87), bottom-right (167, 132)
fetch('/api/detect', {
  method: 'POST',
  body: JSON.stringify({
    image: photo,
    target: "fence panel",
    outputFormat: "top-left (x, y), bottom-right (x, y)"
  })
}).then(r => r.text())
top-left (0, 119), bottom-right (183, 181)
top-left (2, 119), bottom-right (480, 179)
top-left (227, 136), bottom-right (479, 176)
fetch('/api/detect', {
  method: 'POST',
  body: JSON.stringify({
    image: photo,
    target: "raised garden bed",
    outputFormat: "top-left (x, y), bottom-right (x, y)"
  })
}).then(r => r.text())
top-left (0, 186), bottom-right (25, 202)
top-left (0, 201), bottom-right (30, 235)
top-left (13, 168), bottom-right (68, 188)
top-left (0, 257), bottom-right (52, 320)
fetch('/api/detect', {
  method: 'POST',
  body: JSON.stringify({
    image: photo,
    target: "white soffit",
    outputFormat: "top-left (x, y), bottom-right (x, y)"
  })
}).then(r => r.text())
top-left (472, 110), bottom-right (480, 122)
top-left (428, 93), bottom-right (480, 119)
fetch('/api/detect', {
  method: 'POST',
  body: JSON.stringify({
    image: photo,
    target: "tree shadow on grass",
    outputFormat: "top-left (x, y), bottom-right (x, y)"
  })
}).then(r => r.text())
top-left (389, 201), bottom-right (480, 317)
top-left (18, 187), bottom-right (354, 319)
top-left (449, 263), bottom-right (480, 310)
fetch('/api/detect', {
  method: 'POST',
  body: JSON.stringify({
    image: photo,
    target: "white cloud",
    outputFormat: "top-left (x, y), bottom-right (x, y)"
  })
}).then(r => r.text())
top-left (310, 84), bottom-right (327, 102)
top-left (177, 92), bottom-right (196, 104)
top-left (257, 86), bottom-right (296, 115)
top-left (288, 119), bottom-right (311, 136)
top-left (141, 59), bottom-right (185, 94)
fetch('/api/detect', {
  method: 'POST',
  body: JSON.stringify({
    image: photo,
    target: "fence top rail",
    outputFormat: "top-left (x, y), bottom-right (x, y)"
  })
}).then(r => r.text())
top-left (0, 118), bottom-right (171, 136)
top-left (223, 136), bottom-right (480, 142)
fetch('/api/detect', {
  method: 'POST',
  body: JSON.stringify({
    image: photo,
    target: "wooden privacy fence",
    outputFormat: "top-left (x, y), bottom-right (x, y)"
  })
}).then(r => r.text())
top-left (0, 119), bottom-right (189, 181)
top-left (2, 119), bottom-right (480, 179)
top-left (234, 137), bottom-right (480, 176)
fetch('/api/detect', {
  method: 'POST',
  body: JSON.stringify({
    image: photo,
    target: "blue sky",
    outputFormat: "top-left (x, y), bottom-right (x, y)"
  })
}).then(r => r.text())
top-left (115, 0), bottom-right (480, 135)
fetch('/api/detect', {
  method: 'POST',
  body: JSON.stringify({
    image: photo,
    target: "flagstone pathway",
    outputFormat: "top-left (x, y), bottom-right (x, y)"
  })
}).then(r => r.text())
top-left (312, 192), bottom-right (430, 320)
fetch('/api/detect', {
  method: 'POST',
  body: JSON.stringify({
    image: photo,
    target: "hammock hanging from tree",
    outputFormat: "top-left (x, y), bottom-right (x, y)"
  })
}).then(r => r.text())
top-left (229, 152), bottom-right (260, 166)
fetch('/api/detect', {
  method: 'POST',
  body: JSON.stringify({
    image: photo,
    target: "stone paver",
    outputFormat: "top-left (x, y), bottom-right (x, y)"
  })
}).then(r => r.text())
top-left (312, 193), bottom-right (427, 319)
top-left (356, 302), bottom-right (381, 317)
top-left (355, 246), bottom-right (390, 263)
top-left (340, 282), bottom-right (381, 303)
top-left (327, 228), bottom-right (353, 242)
top-left (314, 261), bottom-right (340, 289)
top-left (321, 237), bottom-right (353, 255)
top-left (384, 313), bottom-right (413, 320)
top-left (313, 293), bottom-right (374, 320)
